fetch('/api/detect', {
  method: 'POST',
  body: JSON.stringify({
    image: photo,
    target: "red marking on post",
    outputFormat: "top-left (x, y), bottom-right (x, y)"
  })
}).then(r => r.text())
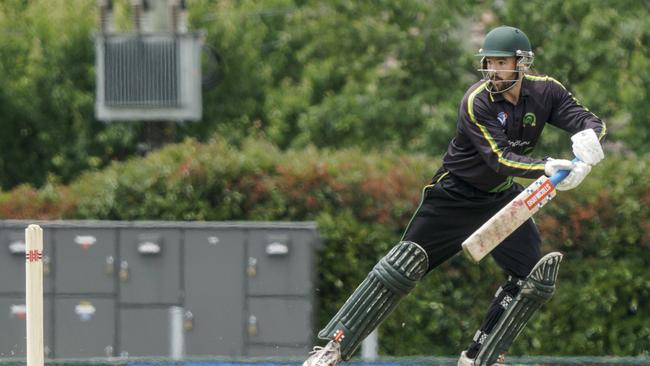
top-left (525, 180), bottom-right (554, 210)
top-left (25, 250), bottom-right (42, 262)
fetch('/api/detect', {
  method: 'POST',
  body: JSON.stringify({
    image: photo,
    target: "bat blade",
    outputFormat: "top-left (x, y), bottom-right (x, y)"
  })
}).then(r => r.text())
top-left (462, 175), bottom-right (557, 263)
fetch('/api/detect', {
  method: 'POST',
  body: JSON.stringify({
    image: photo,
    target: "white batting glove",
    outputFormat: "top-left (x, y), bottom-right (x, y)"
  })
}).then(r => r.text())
top-left (544, 158), bottom-right (574, 177)
top-left (544, 158), bottom-right (591, 191)
top-left (557, 161), bottom-right (591, 191)
top-left (571, 129), bottom-right (604, 166)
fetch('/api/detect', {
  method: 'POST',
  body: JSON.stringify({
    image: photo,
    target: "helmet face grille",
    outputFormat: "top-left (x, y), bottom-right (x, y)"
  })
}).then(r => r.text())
top-left (477, 54), bottom-right (534, 95)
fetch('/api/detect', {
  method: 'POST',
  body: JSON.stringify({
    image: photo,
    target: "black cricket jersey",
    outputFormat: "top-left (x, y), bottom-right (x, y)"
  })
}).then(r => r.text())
top-left (442, 74), bottom-right (607, 192)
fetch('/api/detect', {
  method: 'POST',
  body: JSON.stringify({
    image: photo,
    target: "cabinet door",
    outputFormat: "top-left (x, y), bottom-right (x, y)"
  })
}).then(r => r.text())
top-left (247, 297), bottom-right (312, 347)
top-left (0, 296), bottom-right (53, 358)
top-left (54, 229), bottom-right (116, 294)
top-left (247, 230), bottom-right (315, 296)
top-left (0, 229), bottom-right (53, 293)
top-left (119, 229), bottom-right (181, 304)
top-left (54, 298), bottom-right (114, 358)
top-left (119, 307), bottom-right (170, 357)
top-left (184, 229), bottom-right (245, 357)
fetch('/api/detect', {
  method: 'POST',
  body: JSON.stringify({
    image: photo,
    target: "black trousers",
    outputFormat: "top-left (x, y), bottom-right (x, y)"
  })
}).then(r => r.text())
top-left (402, 171), bottom-right (541, 278)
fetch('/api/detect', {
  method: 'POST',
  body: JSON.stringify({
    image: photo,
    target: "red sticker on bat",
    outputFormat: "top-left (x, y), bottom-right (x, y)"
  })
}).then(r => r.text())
top-left (525, 180), bottom-right (555, 210)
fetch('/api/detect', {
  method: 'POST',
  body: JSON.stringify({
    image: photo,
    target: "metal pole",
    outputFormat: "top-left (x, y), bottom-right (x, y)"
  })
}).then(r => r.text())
top-left (361, 329), bottom-right (378, 361)
top-left (169, 306), bottom-right (185, 360)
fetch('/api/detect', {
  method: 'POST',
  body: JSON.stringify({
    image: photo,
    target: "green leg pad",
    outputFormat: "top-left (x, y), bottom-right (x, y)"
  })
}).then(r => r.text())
top-left (475, 252), bottom-right (563, 366)
top-left (318, 241), bottom-right (429, 360)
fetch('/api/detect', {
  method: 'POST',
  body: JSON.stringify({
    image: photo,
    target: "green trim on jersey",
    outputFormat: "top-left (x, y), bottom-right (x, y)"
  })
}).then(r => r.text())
top-left (489, 176), bottom-right (514, 192)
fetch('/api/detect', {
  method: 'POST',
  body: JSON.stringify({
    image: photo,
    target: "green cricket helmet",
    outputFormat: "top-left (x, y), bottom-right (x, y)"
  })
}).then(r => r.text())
top-left (477, 26), bottom-right (534, 58)
top-left (477, 26), bottom-right (534, 93)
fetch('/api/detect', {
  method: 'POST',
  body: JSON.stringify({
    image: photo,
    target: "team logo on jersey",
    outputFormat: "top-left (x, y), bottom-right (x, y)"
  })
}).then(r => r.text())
top-left (497, 111), bottom-right (508, 126)
top-left (523, 112), bottom-right (537, 127)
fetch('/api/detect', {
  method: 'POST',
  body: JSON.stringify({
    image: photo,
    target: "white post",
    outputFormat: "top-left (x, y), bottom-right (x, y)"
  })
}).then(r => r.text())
top-left (361, 329), bottom-right (378, 361)
top-left (26, 225), bottom-right (44, 366)
top-left (169, 306), bottom-right (185, 360)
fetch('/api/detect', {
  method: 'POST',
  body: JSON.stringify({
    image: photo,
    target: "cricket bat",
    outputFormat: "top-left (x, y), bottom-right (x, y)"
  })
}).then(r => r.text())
top-left (461, 162), bottom-right (574, 263)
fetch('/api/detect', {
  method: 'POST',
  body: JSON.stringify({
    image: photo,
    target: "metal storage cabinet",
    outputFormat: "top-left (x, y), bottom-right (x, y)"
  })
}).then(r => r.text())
top-left (54, 228), bottom-right (116, 294)
top-left (246, 297), bottom-right (312, 347)
top-left (246, 230), bottom-right (313, 296)
top-left (244, 228), bottom-right (317, 356)
top-left (0, 296), bottom-right (52, 358)
top-left (119, 307), bottom-right (171, 357)
top-left (183, 228), bottom-right (246, 357)
top-left (0, 228), bottom-right (53, 294)
top-left (54, 297), bottom-right (115, 358)
top-left (118, 228), bottom-right (182, 304)
top-left (183, 223), bottom-right (319, 358)
top-left (0, 220), bottom-right (319, 359)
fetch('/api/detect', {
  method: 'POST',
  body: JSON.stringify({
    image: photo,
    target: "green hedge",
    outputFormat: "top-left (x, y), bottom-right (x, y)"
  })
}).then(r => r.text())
top-left (0, 138), bottom-right (648, 356)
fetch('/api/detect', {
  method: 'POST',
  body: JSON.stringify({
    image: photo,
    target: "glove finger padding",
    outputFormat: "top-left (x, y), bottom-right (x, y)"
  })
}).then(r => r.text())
top-left (544, 158), bottom-right (574, 177)
top-left (556, 161), bottom-right (591, 191)
top-left (571, 129), bottom-right (604, 166)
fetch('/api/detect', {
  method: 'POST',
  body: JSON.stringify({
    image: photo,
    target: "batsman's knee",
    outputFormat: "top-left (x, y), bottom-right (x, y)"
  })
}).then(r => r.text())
top-left (520, 252), bottom-right (562, 302)
top-left (372, 240), bottom-right (429, 294)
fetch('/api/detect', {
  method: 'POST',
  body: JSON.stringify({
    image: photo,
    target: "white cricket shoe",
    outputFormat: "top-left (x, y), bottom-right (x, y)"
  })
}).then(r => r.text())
top-left (303, 340), bottom-right (342, 366)
top-left (457, 351), bottom-right (475, 366)
top-left (457, 351), bottom-right (506, 366)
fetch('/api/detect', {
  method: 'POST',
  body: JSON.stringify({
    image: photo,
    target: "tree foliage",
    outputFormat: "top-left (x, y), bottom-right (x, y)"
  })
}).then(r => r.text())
top-left (0, 0), bottom-right (142, 190)
top-left (2, 1), bottom-right (650, 189)
top-left (182, 0), bottom-right (479, 151)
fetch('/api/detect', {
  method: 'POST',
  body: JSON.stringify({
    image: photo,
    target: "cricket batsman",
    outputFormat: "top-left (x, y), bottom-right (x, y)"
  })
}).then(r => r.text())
top-left (303, 25), bottom-right (606, 366)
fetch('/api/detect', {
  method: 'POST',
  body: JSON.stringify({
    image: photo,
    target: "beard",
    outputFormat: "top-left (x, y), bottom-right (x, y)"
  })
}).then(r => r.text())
top-left (490, 75), bottom-right (516, 91)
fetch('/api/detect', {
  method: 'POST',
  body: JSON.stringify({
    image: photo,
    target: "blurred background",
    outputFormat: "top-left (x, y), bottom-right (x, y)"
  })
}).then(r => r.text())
top-left (0, 0), bottom-right (648, 364)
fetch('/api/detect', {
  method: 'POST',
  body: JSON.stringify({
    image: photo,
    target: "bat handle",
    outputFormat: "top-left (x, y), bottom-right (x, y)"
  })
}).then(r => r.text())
top-left (549, 158), bottom-right (580, 186)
